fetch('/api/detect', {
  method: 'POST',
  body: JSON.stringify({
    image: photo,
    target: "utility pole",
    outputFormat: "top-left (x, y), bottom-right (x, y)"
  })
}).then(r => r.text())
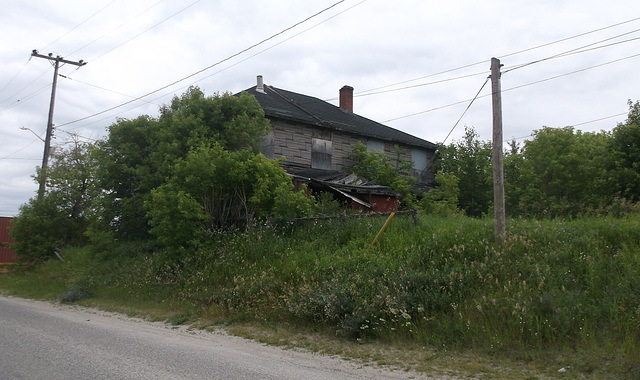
top-left (490, 57), bottom-right (506, 246)
top-left (31, 49), bottom-right (86, 200)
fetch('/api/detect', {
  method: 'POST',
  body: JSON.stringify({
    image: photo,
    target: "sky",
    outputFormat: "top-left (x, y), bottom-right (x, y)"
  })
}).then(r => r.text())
top-left (1, 0), bottom-right (639, 216)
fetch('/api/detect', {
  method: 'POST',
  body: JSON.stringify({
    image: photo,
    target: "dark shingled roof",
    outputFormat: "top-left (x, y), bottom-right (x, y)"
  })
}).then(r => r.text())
top-left (241, 84), bottom-right (436, 150)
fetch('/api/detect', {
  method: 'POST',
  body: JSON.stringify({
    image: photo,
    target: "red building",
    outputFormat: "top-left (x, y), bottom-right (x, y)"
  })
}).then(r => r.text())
top-left (0, 217), bottom-right (17, 263)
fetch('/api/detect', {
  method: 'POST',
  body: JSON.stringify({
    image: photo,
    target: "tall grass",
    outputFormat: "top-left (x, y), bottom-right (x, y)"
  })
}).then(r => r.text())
top-left (1, 213), bottom-right (639, 376)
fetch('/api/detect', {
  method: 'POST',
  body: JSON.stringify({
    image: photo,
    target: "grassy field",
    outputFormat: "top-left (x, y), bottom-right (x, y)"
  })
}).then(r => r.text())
top-left (2, 213), bottom-right (639, 379)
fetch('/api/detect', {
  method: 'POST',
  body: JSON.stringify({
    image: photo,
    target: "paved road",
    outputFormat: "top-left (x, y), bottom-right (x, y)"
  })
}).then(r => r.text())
top-left (0, 296), bottom-right (433, 380)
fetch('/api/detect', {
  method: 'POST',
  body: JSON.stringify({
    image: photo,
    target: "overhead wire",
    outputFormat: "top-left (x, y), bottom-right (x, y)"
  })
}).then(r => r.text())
top-left (378, 22), bottom-right (640, 129)
top-left (6, 5), bottom-right (638, 147)
top-left (383, 52), bottom-right (640, 125)
top-left (57, 0), bottom-right (347, 130)
top-left (504, 111), bottom-right (629, 143)
top-left (85, 0), bottom-right (201, 64)
top-left (503, 29), bottom-right (640, 74)
top-left (39, 0), bottom-right (118, 52)
top-left (0, 0), bottom-right (171, 109)
top-left (0, 83), bottom-right (52, 112)
top-left (351, 16), bottom-right (640, 99)
top-left (0, 0), bottom-right (110, 114)
top-left (0, 139), bottom-right (40, 161)
top-left (501, 52), bottom-right (640, 94)
top-left (67, 0), bottom-right (166, 57)
top-left (441, 77), bottom-right (490, 144)
top-left (0, 56), bottom-right (31, 96)
top-left (0, 66), bottom-right (51, 109)
top-left (58, 74), bottom-right (161, 106)
top-left (137, 0), bottom-right (368, 109)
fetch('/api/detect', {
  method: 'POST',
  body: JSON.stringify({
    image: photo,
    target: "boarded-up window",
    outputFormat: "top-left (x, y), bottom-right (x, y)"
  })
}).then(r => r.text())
top-left (412, 148), bottom-right (427, 171)
top-left (311, 138), bottom-right (332, 170)
top-left (260, 131), bottom-right (274, 159)
top-left (367, 139), bottom-right (384, 152)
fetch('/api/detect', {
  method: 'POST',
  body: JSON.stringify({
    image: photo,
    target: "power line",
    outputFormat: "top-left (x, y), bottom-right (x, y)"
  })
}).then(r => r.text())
top-left (441, 77), bottom-right (490, 144)
top-left (0, 1), bottom-right (169, 107)
top-left (40, 0), bottom-right (118, 52)
top-left (350, 16), bottom-right (640, 100)
top-left (85, 0), bottom-right (201, 64)
top-left (0, 83), bottom-right (51, 112)
top-left (68, 0), bottom-right (166, 57)
top-left (0, 139), bottom-right (39, 161)
top-left (58, 74), bottom-right (161, 106)
top-left (58, 0), bottom-right (347, 130)
top-left (360, 25), bottom-right (640, 102)
top-left (0, 1), bottom-right (115, 106)
top-left (325, 70), bottom-right (488, 101)
top-left (0, 65), bottom-right (50, 108)
top-left (572, 112), bottom-right (628, 127)
top-left (130, 0), bottom-right (369, 113)
top-left (383, 52), bottom-right (640, 124)
top-left (502, 53), bottom-right (640, 94)
top-left (504, 112), bottom-right (629, 143)
top-left (53, 1), bottom-right (367, 129)
top-left (0, 56), bottom-right (31, 96)
top-left (59, 0), bottom-right (367, 120)
top-left (503, 29), bottom-right (640, 74)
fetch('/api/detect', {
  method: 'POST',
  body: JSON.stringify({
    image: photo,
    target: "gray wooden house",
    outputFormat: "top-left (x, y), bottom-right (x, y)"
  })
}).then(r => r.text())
top-left (239, 76), bottom-right (437, 211)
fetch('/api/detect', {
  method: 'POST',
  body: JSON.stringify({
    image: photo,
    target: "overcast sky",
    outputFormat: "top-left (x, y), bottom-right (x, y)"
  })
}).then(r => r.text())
top-left (1, 0), bottom-right (639, 216)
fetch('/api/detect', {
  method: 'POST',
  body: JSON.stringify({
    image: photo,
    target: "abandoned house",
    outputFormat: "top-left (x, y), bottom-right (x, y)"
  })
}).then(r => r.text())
top-left (239, 76), bottom-right (438, 212)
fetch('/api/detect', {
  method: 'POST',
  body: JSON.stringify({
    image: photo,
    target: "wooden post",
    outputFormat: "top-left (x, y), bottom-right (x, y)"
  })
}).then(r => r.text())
top-left (31, 50), bottom-right (86, 200)
top-left (490, 57), bottom-right (506, 245)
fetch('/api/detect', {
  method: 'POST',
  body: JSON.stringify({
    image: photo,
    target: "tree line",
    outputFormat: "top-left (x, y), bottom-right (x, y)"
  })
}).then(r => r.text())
top-left (10, 86), bottom-right (418, 262)
top-left (11, 87), bottom-right (318, 261)
top-left (435, 100), bottom-right (640, 218)
top-left (9, 86), bottom-right (640, 261)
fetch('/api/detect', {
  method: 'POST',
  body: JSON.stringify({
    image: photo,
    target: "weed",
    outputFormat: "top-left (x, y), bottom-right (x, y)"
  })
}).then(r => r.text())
top-left (1, 212), bottom-right (639, 378)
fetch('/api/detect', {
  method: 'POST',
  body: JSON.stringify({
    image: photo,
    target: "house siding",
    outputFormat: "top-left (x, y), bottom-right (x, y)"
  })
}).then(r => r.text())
top-left (266, 116), bottom-right (435, 185)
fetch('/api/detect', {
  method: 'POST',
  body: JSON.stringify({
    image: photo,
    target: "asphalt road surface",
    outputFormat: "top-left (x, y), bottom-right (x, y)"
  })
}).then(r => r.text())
top-left (0, 296), bottom-right (436, 380)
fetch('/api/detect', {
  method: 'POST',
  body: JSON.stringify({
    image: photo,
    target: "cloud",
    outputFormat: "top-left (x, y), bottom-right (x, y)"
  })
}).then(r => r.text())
top-left (1, 0), bottom-right (639, 215)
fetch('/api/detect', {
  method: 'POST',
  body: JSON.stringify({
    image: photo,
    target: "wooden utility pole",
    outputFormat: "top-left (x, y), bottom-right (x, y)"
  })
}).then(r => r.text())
top-left (31, 50), bottom-right (86, 200)
top-left (490, 57), bottom-right (506, 245)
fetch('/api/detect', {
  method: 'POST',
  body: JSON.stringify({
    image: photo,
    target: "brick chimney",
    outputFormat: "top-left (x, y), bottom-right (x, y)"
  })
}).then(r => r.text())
top-left (339, 85), bottom-right (353, 112)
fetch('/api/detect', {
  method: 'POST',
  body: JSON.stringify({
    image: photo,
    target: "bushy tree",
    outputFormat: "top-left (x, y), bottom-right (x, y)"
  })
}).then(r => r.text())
top-left (95, 87), bottom-right (270, 240)
top-left (419, 171), bottom-right (461, 216)
top-left (147, 144), bottom-right (312, 250)
top-left (10, 139), bottom-right (97, 261)
top-left (347, 142), bottom-right (415, 204)
top-left (516, 127), bottom-right (613, 217)
top-left (610, 100), bottom-right (640, 201)
top-left (503, 140), bottom-right (525, 216)
top-left (438, 127), bottom-right (493, 217)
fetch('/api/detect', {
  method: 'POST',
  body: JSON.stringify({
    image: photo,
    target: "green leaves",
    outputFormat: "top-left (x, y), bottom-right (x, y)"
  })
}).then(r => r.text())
top-left (147, 144), bottom-right (313, 251)
top-left (10, 139), bottom-right (96, 261)
top-left (438, 127), bottom-right (492, 217)
top-left (438, 102), bottom-right (640, 218)
top-left (347, 141), bottom-right (415, 201)
top-left (95, 87), bottom-right (273, 240)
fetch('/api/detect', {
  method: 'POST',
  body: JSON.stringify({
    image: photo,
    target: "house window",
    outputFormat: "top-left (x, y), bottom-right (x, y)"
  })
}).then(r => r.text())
top-left (311, 138), bottom-right (332, 170)
top-left (412, 148), bottom-right (427, 171)
top-left (260, 131), bottom-right (274, 159)
top-left (366, 139), bottom-right (384, 152)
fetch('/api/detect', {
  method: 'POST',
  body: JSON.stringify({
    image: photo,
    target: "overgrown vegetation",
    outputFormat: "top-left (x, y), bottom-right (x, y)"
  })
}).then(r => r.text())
top-left (2, 214), bottom-right (639, 378)
top-left (437, 100), bottom-right (640, 218)
top-left (5, 89), bottom-right (640, 378)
